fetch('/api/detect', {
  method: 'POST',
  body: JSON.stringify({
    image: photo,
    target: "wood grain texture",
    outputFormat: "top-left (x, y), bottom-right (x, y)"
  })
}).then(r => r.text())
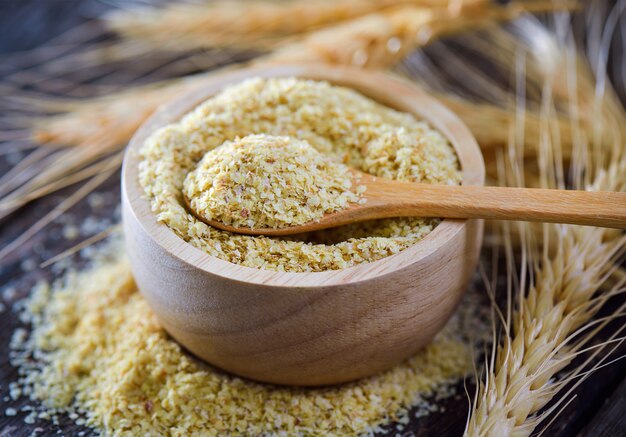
top-left (578, 378), bottom-right (626, 437)
top-left (203, 172), bottom-right (626, 236)
top-left (122, 64), bottom-right (485, 385)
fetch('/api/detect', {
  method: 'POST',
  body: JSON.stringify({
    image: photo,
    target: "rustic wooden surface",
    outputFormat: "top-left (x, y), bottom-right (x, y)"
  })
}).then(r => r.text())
top-left (0, 0), bottom-right (624, 436)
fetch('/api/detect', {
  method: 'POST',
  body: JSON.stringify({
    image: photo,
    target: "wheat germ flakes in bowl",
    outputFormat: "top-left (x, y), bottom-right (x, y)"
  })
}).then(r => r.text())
top-left (183, 134), bottom-right (366, 229)
top-left (138, 77), bottom-right (461, 272)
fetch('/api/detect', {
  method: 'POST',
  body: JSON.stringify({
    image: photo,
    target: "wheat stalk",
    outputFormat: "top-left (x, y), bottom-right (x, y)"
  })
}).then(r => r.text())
top-left (264, 2), bottom-right (570, 68)
top-left (104, 0), bottom-right (476, 52)
top-left (467, 175), bottom-right (626, 436)
top-left (459, 18), bottom-right (626, 157)
top-left (0, 1), bottom-right (474, 100)
top-left (466, 7), bottom-right (626, 435)
top-left (1, 1), bottom-right (501, 102)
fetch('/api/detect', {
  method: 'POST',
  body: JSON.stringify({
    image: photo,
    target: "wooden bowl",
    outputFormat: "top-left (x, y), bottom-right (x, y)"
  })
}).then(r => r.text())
top-left (122, 64), bottom-right (485, 386)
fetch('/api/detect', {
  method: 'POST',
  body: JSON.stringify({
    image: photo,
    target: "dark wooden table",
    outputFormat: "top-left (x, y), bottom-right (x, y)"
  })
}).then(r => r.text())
top-left (0, 1), bottom-right (624, 436)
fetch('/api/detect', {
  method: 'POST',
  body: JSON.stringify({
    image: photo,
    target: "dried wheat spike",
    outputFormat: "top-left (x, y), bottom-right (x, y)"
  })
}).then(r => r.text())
top-left (264, 2), bottom-right (567, 69)
top-left (104, 0), bottom-right (476, 51)
top-left (466, 8), bottom-right (626, 433)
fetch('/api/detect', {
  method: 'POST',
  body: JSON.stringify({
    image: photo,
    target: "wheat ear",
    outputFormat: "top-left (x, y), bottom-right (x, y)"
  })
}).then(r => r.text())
top-left (466, 9), bottom-right (626, 435)
top-left (104, 0), bottom-right (482, 51)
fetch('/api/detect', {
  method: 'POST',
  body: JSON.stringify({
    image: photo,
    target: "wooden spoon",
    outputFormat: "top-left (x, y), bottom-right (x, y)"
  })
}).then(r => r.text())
top-left (186, 170), bottom-right (626, 236)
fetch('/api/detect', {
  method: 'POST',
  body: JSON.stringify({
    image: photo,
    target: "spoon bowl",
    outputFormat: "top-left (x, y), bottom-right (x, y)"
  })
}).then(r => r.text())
top-left (122, 64), bottom-right (485, 386)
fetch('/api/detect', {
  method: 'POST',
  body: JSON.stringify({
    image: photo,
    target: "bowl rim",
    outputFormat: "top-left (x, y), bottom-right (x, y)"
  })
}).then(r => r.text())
top-left (122, 63), bottom-right (485, 288)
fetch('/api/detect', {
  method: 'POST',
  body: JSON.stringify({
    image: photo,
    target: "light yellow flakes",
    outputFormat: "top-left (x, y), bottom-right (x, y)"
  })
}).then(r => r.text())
top-left (184, 134), bottom-right (363, 229)
top-left (13, 249), bottom-right (472, 436)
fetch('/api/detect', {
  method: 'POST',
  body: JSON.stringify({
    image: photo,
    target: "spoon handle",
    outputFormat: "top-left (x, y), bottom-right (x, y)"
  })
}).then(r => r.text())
top-left (379, 183), bottom-right (626, 229)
